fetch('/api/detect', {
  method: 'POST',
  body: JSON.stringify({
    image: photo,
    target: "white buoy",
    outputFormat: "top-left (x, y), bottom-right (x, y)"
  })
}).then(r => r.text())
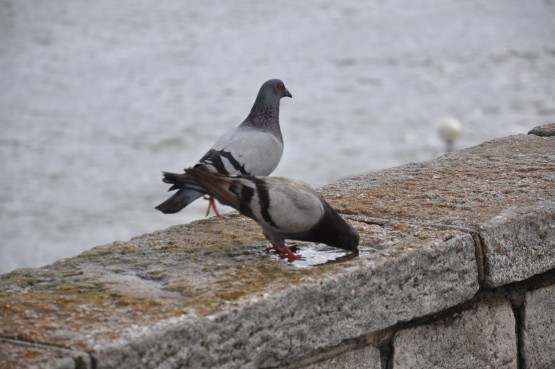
top-left (437, 117), bottom-right (462, 152)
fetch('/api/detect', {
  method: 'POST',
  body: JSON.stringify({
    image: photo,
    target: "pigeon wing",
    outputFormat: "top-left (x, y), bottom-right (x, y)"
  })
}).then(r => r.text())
top-left (252, 177), bottom-right (325, 234)
top-left (196, 128), bottom-right (283, 176)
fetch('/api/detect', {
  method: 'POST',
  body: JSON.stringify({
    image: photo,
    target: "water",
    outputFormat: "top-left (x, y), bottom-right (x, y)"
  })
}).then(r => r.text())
top-left (289, 244), bottom-right (378, 269)
top-left (1, 0), bottom-right (554, 273)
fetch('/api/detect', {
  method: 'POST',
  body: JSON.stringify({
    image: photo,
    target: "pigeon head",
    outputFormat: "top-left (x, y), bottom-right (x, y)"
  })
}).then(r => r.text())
top-left (307, 201), bottom-right (360, 252)
top-left (329, 220), bottom-right (360, 252)
top-left (244, 79), bottom-right (292, 131)
top-left (346, 226), bottom-right (360, 251)
top-left (262, 79), bottom-right (292, 99)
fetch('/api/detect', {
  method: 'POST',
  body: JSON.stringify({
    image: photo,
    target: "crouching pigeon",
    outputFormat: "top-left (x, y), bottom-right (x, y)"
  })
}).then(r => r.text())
top-left (163, 168), bottom-right (360, 261)
top-left (155, 79), bottom-right (292, 216)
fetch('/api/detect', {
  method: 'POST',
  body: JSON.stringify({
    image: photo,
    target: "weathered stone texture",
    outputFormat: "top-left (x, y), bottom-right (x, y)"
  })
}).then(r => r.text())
top-left (480, 202), bottom-right (555, 287)
top-left (0, 339), bottom-right (90, 369)
top-left (303, 345), bottom-right (381, 369)
top-left (522, 284), bottom-right (555, 369)
top-left (322, 134), bottom-right (555, 286)
top-left (392, 300), bottom-right (517, 369)
top-left (0, 220), bottom-right (478, 369)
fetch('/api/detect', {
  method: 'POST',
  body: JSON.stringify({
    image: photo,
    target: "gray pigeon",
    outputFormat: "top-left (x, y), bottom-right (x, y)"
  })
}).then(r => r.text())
top-left (156, 79), bottom-right (292, 215)
top-left (164, 168), bottom-right (360, 261)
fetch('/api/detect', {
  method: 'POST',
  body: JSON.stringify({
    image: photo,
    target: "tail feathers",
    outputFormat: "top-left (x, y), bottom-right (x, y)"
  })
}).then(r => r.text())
top-left (155, 171), bottom-right (207, 214)
top-left (185, 168), bottom-right (242, 210)
top-left (155, 188), bottom-right (204, 214)
top-left (162, 172), bottom-right (199, 188)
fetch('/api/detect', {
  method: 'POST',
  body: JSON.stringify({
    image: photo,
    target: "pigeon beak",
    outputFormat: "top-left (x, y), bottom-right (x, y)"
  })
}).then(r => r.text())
top-left (285, 89), bottom-right (292, 98)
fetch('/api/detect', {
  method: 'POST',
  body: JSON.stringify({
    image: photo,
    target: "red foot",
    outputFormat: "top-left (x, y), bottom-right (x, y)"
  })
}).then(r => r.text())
top-left (265, 244), bottom-right (299, 254)
top-left (270, 244), bottom-right (302, 261)
top-left (262, 234), bottom-right (301, 261)
top-left (204, 195), bottom-right (225, 219)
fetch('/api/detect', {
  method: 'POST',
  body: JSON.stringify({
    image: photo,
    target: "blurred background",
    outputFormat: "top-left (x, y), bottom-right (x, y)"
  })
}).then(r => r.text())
top-left (1, 0), bottom-right (554, 273)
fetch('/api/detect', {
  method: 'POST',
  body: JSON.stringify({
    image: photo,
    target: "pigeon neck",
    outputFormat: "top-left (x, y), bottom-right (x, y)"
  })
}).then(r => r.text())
top-left (243, 93), bottom-right (282, 138)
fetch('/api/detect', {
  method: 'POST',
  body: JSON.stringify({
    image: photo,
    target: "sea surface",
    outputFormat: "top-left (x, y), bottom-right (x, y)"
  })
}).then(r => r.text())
top-left (1, 0), bottom-right (554, 273)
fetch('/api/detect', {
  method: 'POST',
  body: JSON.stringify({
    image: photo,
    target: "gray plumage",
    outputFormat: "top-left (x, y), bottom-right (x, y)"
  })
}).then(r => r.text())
top-left (170, 168), bottom-right (359, 260)
top-left (156, 79), bottom-right (292, 214)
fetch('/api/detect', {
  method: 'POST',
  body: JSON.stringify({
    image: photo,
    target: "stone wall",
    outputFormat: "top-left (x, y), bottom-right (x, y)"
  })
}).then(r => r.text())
top-left (1, 123), bottom-right (554, 369)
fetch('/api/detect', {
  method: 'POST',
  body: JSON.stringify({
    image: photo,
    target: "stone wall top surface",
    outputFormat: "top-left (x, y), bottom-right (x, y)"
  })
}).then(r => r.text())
top-left (321, 133), bottom-right (555, 285)
top-left (321, 134), bottom-right (554, 226)
top-left (0, 216), bottom-right (479, 368)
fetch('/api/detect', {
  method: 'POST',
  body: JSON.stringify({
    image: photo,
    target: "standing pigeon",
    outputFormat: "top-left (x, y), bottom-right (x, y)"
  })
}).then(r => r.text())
top-left (155, 79), bottom-right (292, 215)
top-left (164, 168), bottom-right (360, 261)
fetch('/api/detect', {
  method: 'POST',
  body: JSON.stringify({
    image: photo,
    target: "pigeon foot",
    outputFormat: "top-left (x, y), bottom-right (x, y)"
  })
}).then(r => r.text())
top-left (265, 244), bottom-right (299, 253)
top-left (270, 244), bottom-right (302, 261)
top-left (204, 195), bottom-right (225, 219)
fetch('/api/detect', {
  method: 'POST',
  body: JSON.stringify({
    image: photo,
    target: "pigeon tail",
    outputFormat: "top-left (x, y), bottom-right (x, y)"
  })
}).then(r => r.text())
top-left (155, 171), bottom-right (208, 213)
top-left (155, 188), bottom-right (204, 214)
top-left (184, 168), bottom-right (243, 210)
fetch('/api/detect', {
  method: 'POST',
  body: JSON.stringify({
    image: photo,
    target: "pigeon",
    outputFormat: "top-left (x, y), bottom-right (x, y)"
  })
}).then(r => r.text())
top-left (155, 79), bottom-right (292, 216)
top-left (164, 168), bottom-right (360, 261)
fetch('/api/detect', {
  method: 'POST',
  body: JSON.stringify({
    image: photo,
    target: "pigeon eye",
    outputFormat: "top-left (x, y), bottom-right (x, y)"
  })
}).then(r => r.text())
top-left (277, 83), bottom-right (284, 90)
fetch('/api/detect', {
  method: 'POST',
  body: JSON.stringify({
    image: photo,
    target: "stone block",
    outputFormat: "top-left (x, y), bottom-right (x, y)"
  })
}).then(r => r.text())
top-left (479, 202), bottom-right (555, 287)
top-left (522, 284), bottom-right (555, 369)
top-left (392, 300), bottom-right (517, 369)
top-left (303, 345), bottom-right (380, 369)
top-left (0, 339), bottom-right (90, 369)
top-left (322, 133), bottom-right (555, 286)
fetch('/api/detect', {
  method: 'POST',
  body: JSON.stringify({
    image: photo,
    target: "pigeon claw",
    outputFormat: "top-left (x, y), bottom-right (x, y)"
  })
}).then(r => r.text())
top-left (288, 244), bottom-right (299, 253)
top-left (265, 244), bottom-right (299, 254)
top-left (270, 244), bottom-right (303, 262)
top-left (204, 195), bottom-right (225, 220)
